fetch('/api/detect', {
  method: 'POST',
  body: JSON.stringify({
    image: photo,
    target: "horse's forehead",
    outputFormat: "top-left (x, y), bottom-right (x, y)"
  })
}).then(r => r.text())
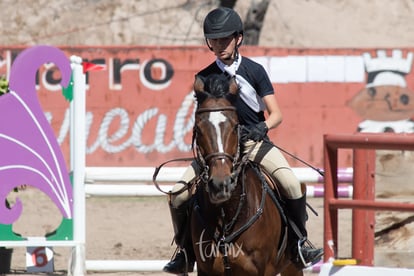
top-left (197, 98), bottom-right (238, 126)
top-left (208, 111), bottom-right (227, 125)
top-left (198, 107), bottom-right (229, 126)
top-left (203, 97), bottom-right (228, 107)
top-left (199, 100), bottom-right (234, 121)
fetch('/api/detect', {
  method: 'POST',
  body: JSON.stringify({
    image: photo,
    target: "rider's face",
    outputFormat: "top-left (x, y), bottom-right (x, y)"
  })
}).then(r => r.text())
top-left (207, 34), bottom-right (242, 64)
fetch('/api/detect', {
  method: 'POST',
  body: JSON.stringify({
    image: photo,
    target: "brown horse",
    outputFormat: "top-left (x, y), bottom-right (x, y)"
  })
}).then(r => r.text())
top-left (189, 74), bottom-right (303, 276)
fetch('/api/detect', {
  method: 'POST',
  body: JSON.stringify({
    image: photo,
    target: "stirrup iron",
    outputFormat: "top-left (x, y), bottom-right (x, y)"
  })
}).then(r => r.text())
top-left (297, 238), bottom-right (308, 267)
top-left (297, 237), bottom-right (318, 268)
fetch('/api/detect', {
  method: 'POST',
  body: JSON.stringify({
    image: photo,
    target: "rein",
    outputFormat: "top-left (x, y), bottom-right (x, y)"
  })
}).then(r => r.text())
top-left (220, 161), bottom-right (267, 244)
top-left (219, 143), bottom-right (255, 236)
top-left (216, 160), bottom-right (289, 274)
top-left (152, 157), bottom-right (195, 195)
top-left (213, 143), bottom-right (289, 274)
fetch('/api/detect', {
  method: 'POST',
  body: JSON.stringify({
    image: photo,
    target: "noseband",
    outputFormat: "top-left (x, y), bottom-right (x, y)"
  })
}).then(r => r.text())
top-left (194, 105), bottom-right (241, 182)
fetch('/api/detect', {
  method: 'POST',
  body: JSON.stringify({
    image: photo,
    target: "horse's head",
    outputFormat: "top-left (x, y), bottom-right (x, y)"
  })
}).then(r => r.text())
top-left (193, 74), bottom-right (240, 204)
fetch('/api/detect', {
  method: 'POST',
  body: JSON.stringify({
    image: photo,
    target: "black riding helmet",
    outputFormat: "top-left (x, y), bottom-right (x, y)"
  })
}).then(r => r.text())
top-left (203, 7), bottom-right (243, 39)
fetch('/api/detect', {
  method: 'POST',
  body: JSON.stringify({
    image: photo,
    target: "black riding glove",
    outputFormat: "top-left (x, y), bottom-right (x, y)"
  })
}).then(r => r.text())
top-left (247, 122), bottom-right (268, 142)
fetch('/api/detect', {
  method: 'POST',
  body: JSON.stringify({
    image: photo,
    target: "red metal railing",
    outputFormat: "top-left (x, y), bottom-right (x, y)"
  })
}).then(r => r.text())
top-left (323, 133), bottom-right (414, 266)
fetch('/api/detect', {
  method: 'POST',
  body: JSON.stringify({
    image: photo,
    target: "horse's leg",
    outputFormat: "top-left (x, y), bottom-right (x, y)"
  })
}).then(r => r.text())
top-left (280, 263), bottom-right (303, 276)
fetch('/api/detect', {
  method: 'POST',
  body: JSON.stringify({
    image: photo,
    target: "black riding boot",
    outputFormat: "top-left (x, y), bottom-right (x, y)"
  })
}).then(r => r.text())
top-left (163, 202), bottom-right (195, 274)
top-left (285, 194), bottom-right (323, 268)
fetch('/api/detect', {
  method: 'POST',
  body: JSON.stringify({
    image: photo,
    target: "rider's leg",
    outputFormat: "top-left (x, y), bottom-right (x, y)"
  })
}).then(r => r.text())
top-left (163, 162), bottom-right (197, 274)
top-left (244, 140), bottom-right (323, 267)
top-left (284, 189), bottom-right (324, 267)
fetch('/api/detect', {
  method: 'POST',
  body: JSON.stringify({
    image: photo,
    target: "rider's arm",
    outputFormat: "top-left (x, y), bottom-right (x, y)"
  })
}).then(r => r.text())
top-left (262, 94), bottom-right (283, 130)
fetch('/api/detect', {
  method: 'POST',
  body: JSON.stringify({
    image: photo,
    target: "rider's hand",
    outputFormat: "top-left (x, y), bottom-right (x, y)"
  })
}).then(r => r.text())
top-left (247, 122), bottom-right (268, 141)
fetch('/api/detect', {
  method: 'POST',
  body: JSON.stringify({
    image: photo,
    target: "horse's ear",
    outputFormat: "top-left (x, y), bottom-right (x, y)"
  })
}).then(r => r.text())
top-left (193, 75), bottom-right (209, 104)
top-left (229, 77), bottom-right (239, 95)
top-left (193, 75), bottom-right (205, 93)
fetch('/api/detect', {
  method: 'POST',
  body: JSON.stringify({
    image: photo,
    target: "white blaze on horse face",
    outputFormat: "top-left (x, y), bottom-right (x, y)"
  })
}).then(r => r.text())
top-left (209, 111), bottom-right (227, 163)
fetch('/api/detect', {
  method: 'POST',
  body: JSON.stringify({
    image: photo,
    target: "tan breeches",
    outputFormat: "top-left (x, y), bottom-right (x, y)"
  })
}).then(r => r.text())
top-left (170, 140), bottom-right (303, 208)
top-left (243, 140), bottom-right (303, 199)
top-left (170, 162), bottom-right (198, 208)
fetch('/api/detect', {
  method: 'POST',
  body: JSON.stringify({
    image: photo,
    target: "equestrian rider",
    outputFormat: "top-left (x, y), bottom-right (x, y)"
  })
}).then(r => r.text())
top-left (163, 7), bottom-right (324, 274)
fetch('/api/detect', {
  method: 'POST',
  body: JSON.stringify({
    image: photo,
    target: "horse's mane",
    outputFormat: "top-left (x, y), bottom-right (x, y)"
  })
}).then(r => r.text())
top-left (194, 74), bottom-right (239, 108)
top-left (202, 74), bottom-right (232, 98)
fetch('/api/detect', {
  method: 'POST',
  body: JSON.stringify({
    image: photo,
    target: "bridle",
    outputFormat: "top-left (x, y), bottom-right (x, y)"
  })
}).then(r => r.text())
top-left (193, 105), bottom-right (241, 184)
top-left (152, 103), bottom-right (243, 196)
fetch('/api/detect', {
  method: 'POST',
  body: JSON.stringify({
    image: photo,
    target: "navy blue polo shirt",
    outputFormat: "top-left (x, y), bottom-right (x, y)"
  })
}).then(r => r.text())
top-left (197, 56), bottom-right (274, 127)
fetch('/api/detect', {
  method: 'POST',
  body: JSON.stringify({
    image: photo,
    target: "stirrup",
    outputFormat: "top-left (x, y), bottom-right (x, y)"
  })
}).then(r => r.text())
top-left (297, 238), bottom-right (308, 268)
top-left (297, 237), bottom-right (323, 268)
top-left (163, 247), bottom-right (194, 275)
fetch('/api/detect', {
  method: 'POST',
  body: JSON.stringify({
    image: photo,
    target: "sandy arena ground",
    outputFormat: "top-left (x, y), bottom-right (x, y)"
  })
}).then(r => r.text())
top-left (2, 150), bottom-right (414, 276)
top-left (4, 188), bottom-right (332, 276)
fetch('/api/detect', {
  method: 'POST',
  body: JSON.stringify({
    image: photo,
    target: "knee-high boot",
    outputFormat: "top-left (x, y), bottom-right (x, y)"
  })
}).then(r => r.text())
top-left (285, 193), bottom-right (323, 268)
top-left (163, 202), bottom-right (195, 274)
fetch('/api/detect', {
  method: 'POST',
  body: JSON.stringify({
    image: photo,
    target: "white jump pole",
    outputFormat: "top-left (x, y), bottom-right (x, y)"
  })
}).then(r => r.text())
top-left (68, 55), bottom-right (86, 276)
top-left (84, 166), bottom-right (354, 183)
top-left (319, 263), bottom-right (414, 275)
top-left (85, 260), bottom-right (172, 272)
top-left (84, 183), bottom-right (353, 198)
top-left (85, 184), bottom-right (174, 197)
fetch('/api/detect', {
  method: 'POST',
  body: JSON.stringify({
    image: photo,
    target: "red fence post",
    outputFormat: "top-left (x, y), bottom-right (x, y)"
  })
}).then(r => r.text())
top-left (323, 133), bottom-right (414, 267)
top-left (323, 135), bottom-right (338, 262)
top-left (352, 149), bottom-right (375, 265)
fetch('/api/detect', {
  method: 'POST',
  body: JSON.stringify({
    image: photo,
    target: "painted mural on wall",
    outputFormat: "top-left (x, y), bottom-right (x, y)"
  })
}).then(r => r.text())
top-left (348, 50), bottom-right (414, 133)
top-left (0, 47), bottom-right (412, 169)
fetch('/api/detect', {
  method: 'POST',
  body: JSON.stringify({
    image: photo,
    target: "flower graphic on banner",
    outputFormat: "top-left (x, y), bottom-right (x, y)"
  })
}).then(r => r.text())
top-left (0, 46), bottom-right (72, 225)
